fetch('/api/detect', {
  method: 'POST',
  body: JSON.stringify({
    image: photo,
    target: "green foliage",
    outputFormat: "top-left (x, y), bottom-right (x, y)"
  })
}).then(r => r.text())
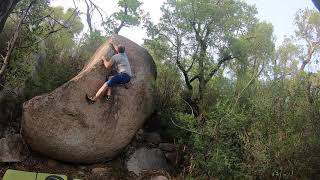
top-left (174, 102), bottom-right (251, 179)
top-left (154, 62), bottom-right (182, 111)
top-left (171, 75), bottom-right (320, 179)
top-left (145, 0), bottom-right (260, 106)
top-left (102, 0), bottom-right (144, 34)
top-left (1, 3), bottom-right (84, 90)
top-left (1, 1), bottom-right (320, 179)
top-left (145, 37), bottom-right (182, 112)
top-left (145, 4), bottom-right (320, 179)
top-left (21, 6), bottom-right (84, 98)
top-left (78, 30), bottom-right (106, 61)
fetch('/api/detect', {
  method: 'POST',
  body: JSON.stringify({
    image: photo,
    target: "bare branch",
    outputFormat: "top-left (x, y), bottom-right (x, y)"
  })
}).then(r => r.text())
top-left (87, 0), bottom-right (105, 22)
top-left (186, 58), bottom-right (196, 73)
top-left (181, 98), bottom-right (194, 117)
top-left (114, 4), bottom-right (127, 34)
top-left (175, 42), bottom-right (193, 90)
top-left (84, 0), bottom-right (93, 33)
top-left (204, 55), bottom-right (235, 84)
top-left (190, 75), bottom-right (200, 83)
top-left (17, 9), bottom-right (78, 49)
top-left (23, 13), bottom-right (51, 25)
top-left (18, 28), bottom-right (63, 49)
top-left (234, 64), bottom-right (264, 106)
top-left (159, 33), bottom-right (177, 47)
top-left (72, 0), bottom-right (77, 9)
top-left (300, 45), bottom-right (315, 71)
top-left (186, 45), bottom-right (199, 72)
top-left (171, 118), bottom-right (204, 135)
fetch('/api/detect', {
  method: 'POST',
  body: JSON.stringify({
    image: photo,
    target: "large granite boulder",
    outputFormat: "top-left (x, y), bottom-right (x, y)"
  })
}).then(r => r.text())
top-left (22, 34), bottom-right (156, 163)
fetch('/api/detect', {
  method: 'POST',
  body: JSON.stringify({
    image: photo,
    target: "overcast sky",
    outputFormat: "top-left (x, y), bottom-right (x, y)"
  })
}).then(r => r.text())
top-left (51, 0), bottom-right (316, 46)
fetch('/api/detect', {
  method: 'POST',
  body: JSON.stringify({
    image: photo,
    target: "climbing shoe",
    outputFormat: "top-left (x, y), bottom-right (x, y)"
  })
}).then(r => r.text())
top-left (85, 94), bottom-right (96, 104)
top-left (105, 95), bottom-right (111, 101)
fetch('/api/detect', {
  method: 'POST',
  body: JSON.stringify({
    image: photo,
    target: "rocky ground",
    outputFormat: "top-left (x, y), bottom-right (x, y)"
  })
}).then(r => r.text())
top-left (0, 127), bottom-right (182, 180)
top-left (0, 152), bottom-right (169, 179)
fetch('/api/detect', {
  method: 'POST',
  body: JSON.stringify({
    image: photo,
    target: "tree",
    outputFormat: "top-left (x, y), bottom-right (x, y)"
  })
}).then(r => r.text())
top-left (83, 0), bottom-right (104, 33)
top-left (294, 9), bottom-right (320, 71)
top-left (103, 0), bottom-right (144, 34)
top-left (68, 0), bottom-right (104, 34)
top-left (145, 0), bottom-right (257, 114)
top-left (0, 0), bottom-right (36, 78)
top-left (230, 22), bottom-right (275, 107)
top-left (0, 2), bottom-right (83, 93)
top-left (273, 37), bottom-right (300, 80)
top-left (24, 7), bottom-right (84, 98)
top-left (0, 0), bottom-right (20, 32)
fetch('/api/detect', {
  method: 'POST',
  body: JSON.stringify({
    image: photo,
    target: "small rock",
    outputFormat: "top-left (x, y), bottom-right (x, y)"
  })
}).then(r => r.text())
top-left (165, 152), bottom-right (177, 164)
top-left (143, 132), bottom-right (162, 144)
top-left (159, 143), bottom-right (176, 152)
top-left (78, 171), bottom-right (85, 176)
top-left (136, 129), bottom-right (144, 139)
top-left (0, 134), bottom-right (29, 162)
top-left (151, 176), bottom-right (169, 180)
top-left (91, 167), bottom-right (109, 176)
top-left (126, 147), bottom-right (168, 175)
top-left (78, 165), bottom-right (87, 170)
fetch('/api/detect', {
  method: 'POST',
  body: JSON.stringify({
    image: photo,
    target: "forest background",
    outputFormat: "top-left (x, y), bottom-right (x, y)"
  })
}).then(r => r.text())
top-left (1, 0), bottom-right (320, 179)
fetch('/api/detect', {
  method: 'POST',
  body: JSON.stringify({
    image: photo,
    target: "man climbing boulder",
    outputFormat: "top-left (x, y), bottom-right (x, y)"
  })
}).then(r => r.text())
top-left (22, 34), bottom-right (157, 163)
top-left (86, 43), bottom-right (132, 103)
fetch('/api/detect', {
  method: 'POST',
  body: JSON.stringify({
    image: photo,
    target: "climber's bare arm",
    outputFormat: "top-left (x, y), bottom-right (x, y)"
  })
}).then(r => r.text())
top-left (101, 56), bottom-right (113, 69)
top-left (109, 42), bottom-right (118, 53)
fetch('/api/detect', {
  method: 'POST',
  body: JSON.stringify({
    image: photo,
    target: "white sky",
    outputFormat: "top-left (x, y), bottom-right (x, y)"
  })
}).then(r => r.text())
top-left (50, 0), bottom-right (317, 46)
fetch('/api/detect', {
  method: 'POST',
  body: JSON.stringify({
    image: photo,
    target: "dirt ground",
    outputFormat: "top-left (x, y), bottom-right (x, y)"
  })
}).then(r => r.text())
top-left (0, 152), bottom-right (171, 180)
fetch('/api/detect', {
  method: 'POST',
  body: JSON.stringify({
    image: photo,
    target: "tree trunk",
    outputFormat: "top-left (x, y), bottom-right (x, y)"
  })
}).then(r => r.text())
top-left (0, 0), bottom-right (20, 32)
top-left (182, 92), bottom-right (200, 117)
top-left (300, 46), bottom-right (315, 71)
top-left (198, 44), bottom-right (207, 107)
top-left (0, 0), bottom-right (34, 78)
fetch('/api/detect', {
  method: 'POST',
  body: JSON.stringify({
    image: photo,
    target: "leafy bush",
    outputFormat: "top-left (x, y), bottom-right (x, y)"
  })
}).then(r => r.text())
top-left (170, 75), bottom-right (320, 179)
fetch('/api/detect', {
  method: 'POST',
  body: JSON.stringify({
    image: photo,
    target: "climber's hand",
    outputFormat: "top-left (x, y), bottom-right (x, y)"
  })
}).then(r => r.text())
top-left (109, 42), bottom-right (115, 50)
top-left (100, 56), bottom-right (107, 62)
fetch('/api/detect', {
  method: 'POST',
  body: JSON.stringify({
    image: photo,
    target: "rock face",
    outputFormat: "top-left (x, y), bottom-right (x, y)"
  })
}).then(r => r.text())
top-left (22, 34), bottom-right (156, 163)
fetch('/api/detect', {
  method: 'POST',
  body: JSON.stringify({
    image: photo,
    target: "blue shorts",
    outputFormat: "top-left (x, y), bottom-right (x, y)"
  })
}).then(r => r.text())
top-left (106, 72), bottom-right (131, 87)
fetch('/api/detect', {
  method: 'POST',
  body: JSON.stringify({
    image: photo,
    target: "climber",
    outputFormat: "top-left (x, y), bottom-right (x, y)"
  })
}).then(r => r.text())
top-left (85, 43), bottom-right (132, 104)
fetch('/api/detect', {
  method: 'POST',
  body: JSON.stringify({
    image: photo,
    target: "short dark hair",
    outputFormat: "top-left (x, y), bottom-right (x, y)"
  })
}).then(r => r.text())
top-left (117, 45), bottom-right (125, 53)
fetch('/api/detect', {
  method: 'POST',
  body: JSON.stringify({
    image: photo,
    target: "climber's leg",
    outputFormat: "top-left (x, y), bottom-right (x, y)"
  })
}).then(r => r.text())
top-left (107, 73), bottom-right (131, 88)
top-left (107, 88), bottom-right (112, 96)
top-left (93, 83), bottom-right (109, 101)
top-left (86, 73), bottom-right (131, 104)
top-left (86, 83), bottom-right (109, 104)
top-left (106, 76), bottom-right (113, 101)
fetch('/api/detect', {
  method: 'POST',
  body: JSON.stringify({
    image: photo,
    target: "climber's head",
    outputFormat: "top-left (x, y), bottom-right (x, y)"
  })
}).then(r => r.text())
top-left (117, 45), bottom-right (125, 54)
